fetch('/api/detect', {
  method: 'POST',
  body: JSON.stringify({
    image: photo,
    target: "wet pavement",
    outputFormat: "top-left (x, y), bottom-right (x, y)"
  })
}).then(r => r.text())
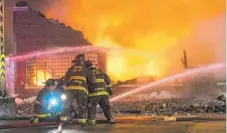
top-left (0, 120), bottom-right (225, 133)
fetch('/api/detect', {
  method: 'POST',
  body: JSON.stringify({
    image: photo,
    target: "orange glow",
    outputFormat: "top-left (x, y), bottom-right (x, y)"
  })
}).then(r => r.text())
top-left (108, 52), bottom-right (128, 80)
top-left (145, 60), bottom-right (161, 76)
top-left (33, 70), bottom-right (52, 86)
top-left (43, 0), bottom-right (226, 81)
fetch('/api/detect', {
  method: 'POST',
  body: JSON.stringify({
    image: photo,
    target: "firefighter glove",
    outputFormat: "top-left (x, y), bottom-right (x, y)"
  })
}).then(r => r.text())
top-left (109, 90), bottom-right (113, 96)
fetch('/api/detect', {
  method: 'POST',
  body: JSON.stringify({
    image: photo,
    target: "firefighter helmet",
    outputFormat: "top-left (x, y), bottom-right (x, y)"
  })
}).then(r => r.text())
top-left (75, 54), bottom-right (85, 60)
top-left (84, 60), bottom-right (93, 68)
top-left (73, 54), bottom-right (85, 64)
top-left (45, 79), bottom-right (56, 87)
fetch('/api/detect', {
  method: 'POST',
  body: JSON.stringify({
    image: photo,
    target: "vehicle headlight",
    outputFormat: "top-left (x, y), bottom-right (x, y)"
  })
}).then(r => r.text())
top-left (50, 98), bottom-right (57, 105)
top-left (61, 94), bottom-right (66, 100)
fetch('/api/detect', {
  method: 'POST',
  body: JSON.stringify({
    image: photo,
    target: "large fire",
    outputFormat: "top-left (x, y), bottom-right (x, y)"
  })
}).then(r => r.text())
top-left (34, 70), bottom-right (52, 86)
top-left (43, 0), bottom-right (226, 81)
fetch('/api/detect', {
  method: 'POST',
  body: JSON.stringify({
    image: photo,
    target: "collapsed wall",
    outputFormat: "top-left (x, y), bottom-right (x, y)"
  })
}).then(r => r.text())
top-left (8, 1), bottom-right (106, 97)
top-left (13, 1), bottom-right (91, 54)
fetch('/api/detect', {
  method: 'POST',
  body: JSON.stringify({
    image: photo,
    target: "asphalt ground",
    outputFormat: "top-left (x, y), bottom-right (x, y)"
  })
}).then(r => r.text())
top-left (0, 115), bottom-right (225, 133)
top-left (0, 120), bottom-right (225, 133)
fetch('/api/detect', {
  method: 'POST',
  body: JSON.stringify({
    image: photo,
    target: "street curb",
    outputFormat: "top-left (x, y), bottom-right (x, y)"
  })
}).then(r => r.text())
top-left (176, 116), bottom-right (226, 121)
top-left (0, 115), bottom-right (31, 120)
top-left (0, 122), bottom-right (58, 129)
top-left (0, 115), bottom-right (225, 121)
top-left (115, 116), bottom-right (226, 122)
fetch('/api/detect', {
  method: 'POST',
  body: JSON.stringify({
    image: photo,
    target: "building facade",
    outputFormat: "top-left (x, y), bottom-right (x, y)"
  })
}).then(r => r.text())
top-left (6, 2), bottom-right (106, 97)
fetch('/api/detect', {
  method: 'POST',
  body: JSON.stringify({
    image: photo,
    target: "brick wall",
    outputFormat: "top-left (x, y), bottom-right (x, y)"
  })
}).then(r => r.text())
top-left (11, 5), bottom-right (107, 97)
top-left (13, 6), bottom-right (91, 54)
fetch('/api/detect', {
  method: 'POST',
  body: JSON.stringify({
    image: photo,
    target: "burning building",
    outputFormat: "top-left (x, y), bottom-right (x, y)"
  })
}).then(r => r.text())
top-left (6, 2), bottom-right (106, 97)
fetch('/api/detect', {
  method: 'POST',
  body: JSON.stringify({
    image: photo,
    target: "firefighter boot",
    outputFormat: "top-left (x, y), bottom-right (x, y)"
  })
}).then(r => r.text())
top-left (109, 116), bottom-right (116, 124)
top-left (30, 116), bottom-right (39, 123)
top-left (87, 101), bottom-right (97, 125)
top-left (29, 116), bottom-right (35, 123)
top-left (68, 111), bottom-right (75, 124)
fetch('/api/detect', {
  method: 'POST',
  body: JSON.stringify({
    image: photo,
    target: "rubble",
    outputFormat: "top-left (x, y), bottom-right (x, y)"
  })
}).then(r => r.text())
top-left (111, 95), bottom-right (226, 116)
top-left (15, 95), bottom-right (226, 116)
top-left (0, 97), bottom-right (17, 116)
top-left (16, 97), bottom-right (36, 116)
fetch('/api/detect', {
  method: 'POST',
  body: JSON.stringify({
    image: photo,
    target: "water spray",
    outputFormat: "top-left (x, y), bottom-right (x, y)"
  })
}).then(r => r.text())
top-left (6, 46), bottom-right (109, 61)
top-left (6, 45), bottom-right (225, 102)
top-left (110, 63), bottom-right (226, 102)
top-left (6, 45), bottom-right (158, 61)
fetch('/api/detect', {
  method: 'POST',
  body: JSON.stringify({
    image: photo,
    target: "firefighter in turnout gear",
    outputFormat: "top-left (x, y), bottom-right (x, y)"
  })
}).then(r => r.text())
top-left (58, 54), bottom-right (96, 131)
top-left (31, 79), bottom-right (61, 123)
top-left (84, 60), bottom-right (115, 125)
top-left (68, 60), bottom-right (80, 122)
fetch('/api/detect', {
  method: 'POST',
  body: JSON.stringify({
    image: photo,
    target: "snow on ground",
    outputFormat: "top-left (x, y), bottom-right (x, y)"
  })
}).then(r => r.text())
top-left (0, 97), bottom-right (17, 116)
top-left (16, 96), bottom-right (36, 115)
top-left (15, 94), bottom-right (226, 116)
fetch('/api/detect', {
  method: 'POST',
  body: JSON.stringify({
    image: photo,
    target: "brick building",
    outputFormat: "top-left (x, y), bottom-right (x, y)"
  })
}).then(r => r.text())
top-left (6, 2), bottom-right (106, 97)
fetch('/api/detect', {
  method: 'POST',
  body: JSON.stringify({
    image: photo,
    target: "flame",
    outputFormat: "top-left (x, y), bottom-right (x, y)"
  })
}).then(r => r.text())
top-left (108, 52), bottom-right (128, 80)
top-left (145, 60), bottom-right (161, 76)
top-left (43, 0), bottom-right (226, 81)
top-left (33, 70), bottom-right (52, 86)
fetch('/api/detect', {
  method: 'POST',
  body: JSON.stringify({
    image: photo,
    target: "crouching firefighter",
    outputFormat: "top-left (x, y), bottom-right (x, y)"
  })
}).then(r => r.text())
top-left (58, 54), bottom-right (96, 131)
top-left (31, 79), bottom-right (62, 123)
top-left (84, 60), bottom-right (115, 125)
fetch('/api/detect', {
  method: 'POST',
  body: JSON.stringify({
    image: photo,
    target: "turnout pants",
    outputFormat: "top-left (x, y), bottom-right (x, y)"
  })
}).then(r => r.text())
top-left (87, 95), bottom-right (113, 124)
top-left (69, 102), bottom-right (79, 120)
top-left (60, 90), bottom-right (88, 124)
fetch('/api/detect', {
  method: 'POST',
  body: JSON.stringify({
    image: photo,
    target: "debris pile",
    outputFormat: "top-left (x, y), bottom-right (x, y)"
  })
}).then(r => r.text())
top-left (16, 95), bottom-right (225, 116)
top-left (111, 95), bottom-right (226, 115)
top-left (17, 97), bottom-right (36, 115)
top-left (0, 96), bottom-right (17, 116)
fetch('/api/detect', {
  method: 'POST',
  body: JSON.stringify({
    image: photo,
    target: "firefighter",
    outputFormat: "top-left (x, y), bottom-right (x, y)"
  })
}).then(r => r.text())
top-left (84, 60), bottom-right (115, 125)
top-left (31, 79), bottom-right (61, 123)
top-left (68, 59), bottom-right (80, 122)
top-left (67, 60), bottom-right (81, 122)
top-left (66, 58), bottom-right (85, 123)
top-left (58, 54), bottom-right (96, 131)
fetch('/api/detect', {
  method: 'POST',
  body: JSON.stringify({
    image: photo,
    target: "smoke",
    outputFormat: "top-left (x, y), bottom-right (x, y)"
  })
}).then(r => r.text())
top-left (40, 0), bottom-right (226, 80)
top-left (183, 13), bottom-right (226, 65)
top-left (111, 63), bottom-right (226, 102)
top-left (135, 90), bottom-right (183, 101)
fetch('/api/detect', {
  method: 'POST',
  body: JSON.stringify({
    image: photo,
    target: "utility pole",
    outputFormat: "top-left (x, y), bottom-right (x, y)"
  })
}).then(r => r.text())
top-left (181, 49), bottom-right (188, 69)
top-left (0, 0), bottom-right (5, 96)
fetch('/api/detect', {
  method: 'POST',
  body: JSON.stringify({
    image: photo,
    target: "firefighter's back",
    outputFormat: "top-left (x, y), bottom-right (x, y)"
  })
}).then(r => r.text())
top-left (64, 64), bottom-right (89, 93)
top-left (84, 62), bottom-right (115, 125)
top-left (88, 67), bottom-right (106, 93)
top-left (60, 63), bottom-right (91, 125)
